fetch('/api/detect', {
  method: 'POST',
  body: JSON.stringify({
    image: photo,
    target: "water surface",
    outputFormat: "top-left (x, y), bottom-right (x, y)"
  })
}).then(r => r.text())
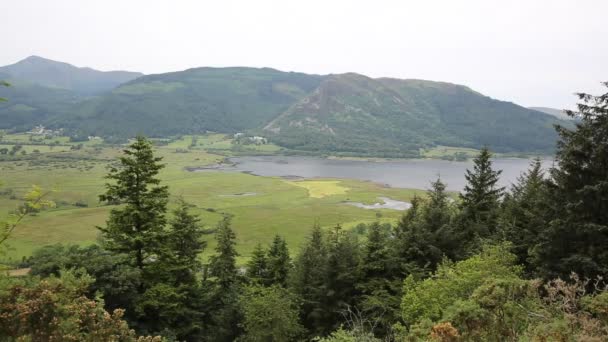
top-left (223, 156), bottom-right (554, 191)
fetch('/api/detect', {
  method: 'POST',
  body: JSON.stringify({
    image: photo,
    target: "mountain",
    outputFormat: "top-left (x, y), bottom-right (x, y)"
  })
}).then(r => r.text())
top-left (0, 72), bottom-right (82, 131)
top-left (52, 67), bottom-right (323, 138)
top-left (265, 74), bottom-right (562, 155)
top-left (0, 56), bottom-right (142, 95)
top-left (529, 106), bottom-right (572, 120)
top-left (0, 57), bottom-right (567, 155)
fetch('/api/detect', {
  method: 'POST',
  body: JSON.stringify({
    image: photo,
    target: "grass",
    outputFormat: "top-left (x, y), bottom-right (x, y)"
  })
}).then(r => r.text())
top-left (0, 133), bottom-right (425, 264)
top-left (286, 180), bottom-right (350, 198)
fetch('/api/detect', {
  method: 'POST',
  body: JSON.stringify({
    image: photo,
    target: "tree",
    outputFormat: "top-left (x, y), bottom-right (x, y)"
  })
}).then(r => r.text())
top-left (323, 224), bottom-right (361, 333)
top-left (457, 147), bottom-right (504, 256)
top-left (98, 136), bottom-right (169, 288)
top-left (358, 222), bottom-right (399, 335)
top-left (290, 224), bottom-right (328, 336)
top-left (205, 215), bottom-right (242, 342)
top-left (0, 270), bottom-right (161, 341)
top-left (208, 215), bottom-right (239, 289)
top-left (135, 200), bottom-right (207, 339)
top-left (246, 243), bottom-right (268, 285)
top-left (500, 158), bottom-right (548, 273)
top-left (161, 199), bottom-right (206, 286)
top-left (239, 285), bottom-right (304, 341)
top-left (266, 234), bottom-right (291, 287)
top-left (533, 83), bottom-right (608, 281)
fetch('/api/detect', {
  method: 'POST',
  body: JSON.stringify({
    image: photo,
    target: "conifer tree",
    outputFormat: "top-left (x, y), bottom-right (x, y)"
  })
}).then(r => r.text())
top-left (205, 215), bottom-right (242, 341)
top-left (266, 234), bottom-right (291, 287)
top-left (534, 84), bottom-right (608, 280)
top-left (209, 216), bottom-right (239, 290)
top-left (290, 224), bottom-right (328, 336)
top-left (358, 222), bottom-right (399, 335)
top-left (246, 243), bottom-right (268, 285)
top-left (501, 158), bottom-right (547, 273)
top-left (323, 224), bottom-right (361, 333)
top-left (457, 147), bottom-right (504, 255)
top-left (98, 136), bottom-right (168, 286)
top-left (163, 199), bottom-right (206, 286)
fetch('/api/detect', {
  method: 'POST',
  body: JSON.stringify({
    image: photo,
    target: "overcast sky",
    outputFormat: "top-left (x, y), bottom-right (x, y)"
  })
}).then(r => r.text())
top-left (1, 0), bottom-right (606, 108)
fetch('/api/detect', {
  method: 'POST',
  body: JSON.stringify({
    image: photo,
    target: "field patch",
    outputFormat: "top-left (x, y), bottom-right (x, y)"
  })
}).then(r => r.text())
top-left (286, 180), bottom-right (350, 198)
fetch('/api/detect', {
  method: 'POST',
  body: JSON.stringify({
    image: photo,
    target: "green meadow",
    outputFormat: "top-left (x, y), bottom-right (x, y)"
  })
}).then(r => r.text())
top-left (0, 133), bottom-right (423, 263)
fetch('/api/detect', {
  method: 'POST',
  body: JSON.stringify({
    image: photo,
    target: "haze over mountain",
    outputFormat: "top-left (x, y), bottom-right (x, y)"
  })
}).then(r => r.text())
top-left (0, 56), bottom-right (143, 95)
top-left (0, 56), bottom-right (567, 156)
top-left (529, 107), bottom-right (572, 120)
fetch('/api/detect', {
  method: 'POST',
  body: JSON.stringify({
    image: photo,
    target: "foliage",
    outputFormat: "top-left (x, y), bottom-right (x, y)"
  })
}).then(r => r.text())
top-left (401, 243), bottom-right (522, 325)
top-left (0, 184), bottom-right (55, 249)
top-left (0, 270), bottom-right (161, 341)
top-left (98, 136), bottom-right (169, 285)
top-left (456, 147), bottom-right (504, 256)
top-left (533, 83), bottom-right (608, 281)
top-left (238, 285), bottom-right (304, 342)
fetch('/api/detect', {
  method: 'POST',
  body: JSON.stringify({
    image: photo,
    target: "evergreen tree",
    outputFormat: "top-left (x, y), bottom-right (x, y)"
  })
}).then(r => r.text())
top-left (290, 224), bottom-right (328, 336)
top-left (323, 224), bottom-right (361, 333)
top-left (205, 215), bottom-right (242, 341)
top-left (533, 84), bottom-right (608, 280)
top-left (457, 147), bottom-right (504, 255)
top-left (209, 215), bottom-right (239, 290)
top-left (392, 179), bottom-right (455, 280)
top-left (500, 158), bottom-right (548, 273)
top-left (266, 234), bottom-right (291, 287)
top-left (98, 136), bottom-right (168, 288)
top-left (246, 243), bottom-right (268, 285)
top-left (358, 222), bottom-right (399, 335)
top-left (162, 199), bottom-right (206, 286)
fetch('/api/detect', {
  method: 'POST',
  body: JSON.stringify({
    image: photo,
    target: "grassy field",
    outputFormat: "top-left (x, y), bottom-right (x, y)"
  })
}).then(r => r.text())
top-left (0, 133), bottom-right (424, 264)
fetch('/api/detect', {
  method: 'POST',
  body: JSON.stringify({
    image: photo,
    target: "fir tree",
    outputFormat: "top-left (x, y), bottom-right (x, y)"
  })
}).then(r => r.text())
top-left (209, 215), bottom-right (239, 290)
top-left (457, 147), bottom-right (504, 255)
top-left (290, 224), bottom-right (328, 336)
top-left (534, 84), bottom-right (608, 280)
top-left (323, 224), bottom-right (361, 333)
top-left (266, 234), bottom-right (291, 287)
top-left (246, 243), bottom-right (268, 285)
top-left (98, 136), bottom-right (168, 287)
top-left (163, 199), bottom-right (206, 286)
top-left (358, 222), bottom-right (399, 335)
top-left (500, 158), bottom-right (548, 273)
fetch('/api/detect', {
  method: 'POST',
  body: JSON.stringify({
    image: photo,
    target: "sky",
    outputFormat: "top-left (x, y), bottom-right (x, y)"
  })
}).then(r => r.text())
top-left (1, 0), bottom-right (606, 108)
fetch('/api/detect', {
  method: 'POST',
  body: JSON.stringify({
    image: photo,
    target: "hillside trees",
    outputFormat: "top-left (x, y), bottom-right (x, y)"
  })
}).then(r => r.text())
top-left (98, 135), bottom-right (169, 286)
top-left (456, 147), bottom-right (504, 257)
top-left (533, 83), bottom-right (608, 281)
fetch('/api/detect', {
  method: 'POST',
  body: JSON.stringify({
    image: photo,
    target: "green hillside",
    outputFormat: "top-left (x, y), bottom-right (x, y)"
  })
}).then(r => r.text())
top-left (54, 67), bottom-right (323, 138)
top-left (0, 56), bottom-right (142, 95)
top-left (0, 74), bottom-right (82, 131)
top-left (265, 74), bottom-right (562, 155)
top-left (0, 57), bottom-right (567, 155)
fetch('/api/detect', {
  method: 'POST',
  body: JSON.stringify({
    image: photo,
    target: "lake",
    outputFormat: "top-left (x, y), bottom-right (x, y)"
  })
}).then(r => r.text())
top-left (220, 156), bottom-right (555, 191)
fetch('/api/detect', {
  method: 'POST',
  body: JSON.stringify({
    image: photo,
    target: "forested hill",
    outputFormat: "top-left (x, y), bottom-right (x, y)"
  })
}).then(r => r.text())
top-left (0, 57), bottom-right (566, 155)
top-left (0, 56), bottom-right (142, 95)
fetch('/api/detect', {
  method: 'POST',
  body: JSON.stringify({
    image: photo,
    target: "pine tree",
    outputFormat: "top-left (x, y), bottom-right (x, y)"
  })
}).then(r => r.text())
top-left (457, 147), bottom-right (504, 255)
top-left (323, 224), bottom-right (361, 333)
top-left (98, 136), bottom-right (168, 286)
top-left (266, 235), bottom-right (291, 287)
top-left (205, 215), bottom-right (242, 341)
top-left (163, 199), bottom-right (206, 286)
top-left (246, 243), bottom-right (268, 285)
top-left (500, 158), bottom-right (548, 273)
top-left (358, 222), bottom-right (399, 335)
top-left (209, 215), bottom-right (239, 290)
top-left (533, 84), bottom-right (608, 280)
top-left (290, 224), bottom-right (328, 336)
